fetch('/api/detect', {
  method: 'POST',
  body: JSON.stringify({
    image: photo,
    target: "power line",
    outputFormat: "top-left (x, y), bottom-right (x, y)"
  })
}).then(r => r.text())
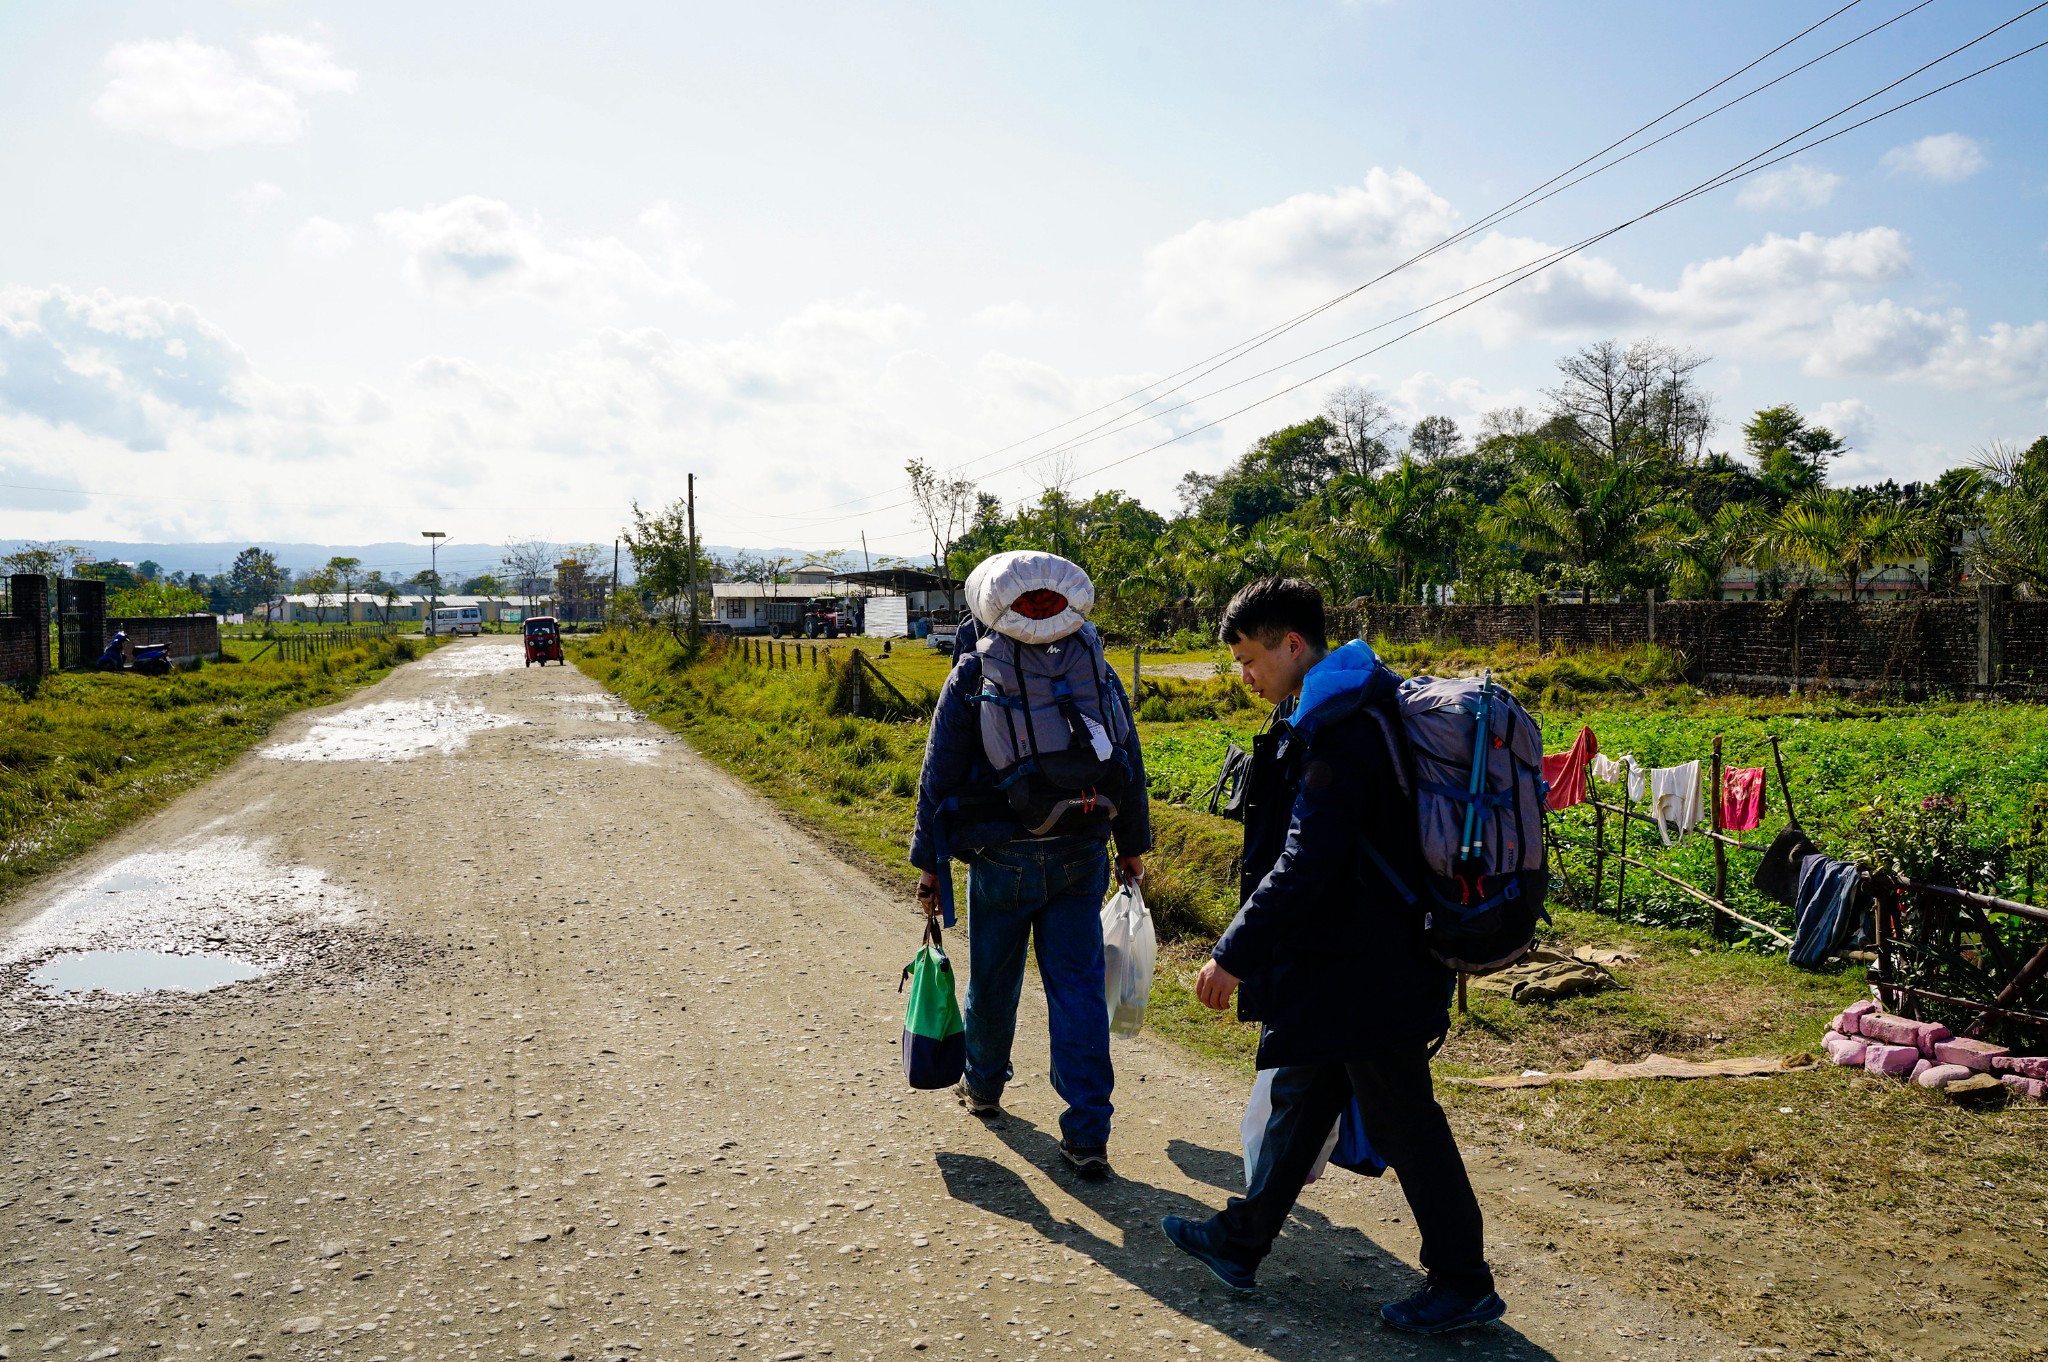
top-left (741, 0), bottom-right (1900, 525)
top-left (745, 10), bottom-right (2048, 539)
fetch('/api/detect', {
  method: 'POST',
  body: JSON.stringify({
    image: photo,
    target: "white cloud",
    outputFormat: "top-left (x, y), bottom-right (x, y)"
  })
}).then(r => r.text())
top-left (374, 196), bottom-right (705, 307)
top-left (1809, 303), bottom-right (2048, 394)
top-left (1810, 398), bottom-right (1875, 448)
top-left (972, 301), bottom-right (1037, 329)
top-left (0, 285), bottom-right (248, 449)
top-left (234, 180), bottom-right (286, 215)
top-left (92, 34), bottom-right (355, 149)
top-left (292, 216), bottom-right (355, 258)
top-left (1735, 163), bottom-right (1841, 211)
top-left (1143, 168), bottom-right (1459, 327)
top-left (1881, 133), bottom-right (1986, 184)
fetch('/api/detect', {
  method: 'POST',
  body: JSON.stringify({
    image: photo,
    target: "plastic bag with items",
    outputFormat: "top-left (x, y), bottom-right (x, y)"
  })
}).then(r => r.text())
top-left (1100, 877), bottom-right (1156, 1039)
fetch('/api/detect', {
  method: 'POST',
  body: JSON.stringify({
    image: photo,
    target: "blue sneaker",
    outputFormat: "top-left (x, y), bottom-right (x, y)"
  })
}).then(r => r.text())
top-left (1160, 1215), bottom-right (1258, 1291)
top-left (1379, 1283), bottom-right (1506, 1335)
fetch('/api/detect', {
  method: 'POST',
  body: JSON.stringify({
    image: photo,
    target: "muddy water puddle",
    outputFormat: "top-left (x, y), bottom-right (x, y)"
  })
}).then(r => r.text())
top-left (30, 949), bottom-right (264, 995)
top-left (543, 736), bottom-right (667, 763)
top-left (263, 698), bottom-right (518, 762)
top-left (423, 643), bottom-right (527, 675)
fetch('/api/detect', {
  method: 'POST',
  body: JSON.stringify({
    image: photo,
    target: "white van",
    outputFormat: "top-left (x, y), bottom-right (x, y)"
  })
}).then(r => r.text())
top-left (427, 606), bottom-right (484, 636)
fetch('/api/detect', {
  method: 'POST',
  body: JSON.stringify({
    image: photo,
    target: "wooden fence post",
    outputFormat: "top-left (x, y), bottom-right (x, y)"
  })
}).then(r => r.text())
top-left (1592, 801), bottom-right (1606, 908)
top-left (1615, 777), bottom-right (1631, 915)
top-left (1710, 735), bottom-right (1729, 941)
top-left (1768, 734), bottom-right (1800, 828)
top-left (1132, 644), bottom-right (1143, 698)
top-left (850, 647), bottom-right (864, 716)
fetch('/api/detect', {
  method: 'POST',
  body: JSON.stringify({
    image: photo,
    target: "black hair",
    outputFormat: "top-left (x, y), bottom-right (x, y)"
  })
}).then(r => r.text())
top-left (1218, 577), bottom-right (1327, 651)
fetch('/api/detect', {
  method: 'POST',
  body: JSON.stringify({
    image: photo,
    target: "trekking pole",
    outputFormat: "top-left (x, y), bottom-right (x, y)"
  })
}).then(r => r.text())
top-left (1459, 669), bottom-right (1492, 861)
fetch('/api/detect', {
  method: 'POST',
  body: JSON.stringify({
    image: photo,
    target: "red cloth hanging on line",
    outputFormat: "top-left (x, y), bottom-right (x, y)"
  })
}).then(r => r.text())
top-left (1542, 726), bottom-right (1598, 812)
top-left (1721, 766), bottom-right (1767, 831)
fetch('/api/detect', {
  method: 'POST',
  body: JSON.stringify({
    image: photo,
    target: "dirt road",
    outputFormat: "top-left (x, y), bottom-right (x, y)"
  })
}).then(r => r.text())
top-left (1, 639), bottom-right (1737, 1361)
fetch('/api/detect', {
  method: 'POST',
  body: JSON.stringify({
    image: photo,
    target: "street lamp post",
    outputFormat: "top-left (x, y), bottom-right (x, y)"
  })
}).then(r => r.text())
top-left (422, 531), bottom-right (446, 631)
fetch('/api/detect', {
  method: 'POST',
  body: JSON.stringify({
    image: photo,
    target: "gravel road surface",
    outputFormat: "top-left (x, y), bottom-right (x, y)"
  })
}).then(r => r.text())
top-left (0, 639), bottom-right (1740, 1361)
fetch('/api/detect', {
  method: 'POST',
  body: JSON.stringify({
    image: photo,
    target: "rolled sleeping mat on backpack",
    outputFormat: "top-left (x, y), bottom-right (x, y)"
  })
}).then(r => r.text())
top-left (965, 550), bottom-right (1095, 645)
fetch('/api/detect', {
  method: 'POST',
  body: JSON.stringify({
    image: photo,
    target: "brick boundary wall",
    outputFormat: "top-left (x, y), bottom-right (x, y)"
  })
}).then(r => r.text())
top-left (1308, 586), bottom-right (2040, 698)
top-left (106, 615), bottom-right (222, 663)
top-left (0, 574), bottom-right (50, 683)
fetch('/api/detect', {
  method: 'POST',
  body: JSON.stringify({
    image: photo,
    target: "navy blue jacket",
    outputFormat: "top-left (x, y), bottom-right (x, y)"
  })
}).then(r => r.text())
top-left (1212, 641), bottom-right (1450, 1066)
top-left (910, 628), bottom-right (1152, 885)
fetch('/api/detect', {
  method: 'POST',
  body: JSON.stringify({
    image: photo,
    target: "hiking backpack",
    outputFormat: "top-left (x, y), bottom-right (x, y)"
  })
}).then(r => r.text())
top-left (969, 621), bottom-right (1132, 837)
top-left (1361, 670), bottom-right (1549, 974)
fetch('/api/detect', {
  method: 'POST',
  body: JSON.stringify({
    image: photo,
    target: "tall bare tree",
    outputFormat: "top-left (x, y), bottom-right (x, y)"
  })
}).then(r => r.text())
top-left (501, 539), bottom-right (556, 615)
top-left (1321, 383), bottom-right (1404, 478)
top-left (907, 459), bottom-right (978, 607)
top-left (1546, 337), bottom-right (1713, 461)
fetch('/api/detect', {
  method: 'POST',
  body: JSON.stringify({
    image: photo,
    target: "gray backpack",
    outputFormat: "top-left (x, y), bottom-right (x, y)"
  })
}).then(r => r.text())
top-left (970, 622), bottom-right (1132, 836)
top-left (1361, 672), bottom-right (1548, 974)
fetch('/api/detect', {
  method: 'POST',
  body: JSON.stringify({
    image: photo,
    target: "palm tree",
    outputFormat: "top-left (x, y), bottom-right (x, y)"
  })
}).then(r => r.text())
top-left (1768, 492), bottom-right (1932, 600)
top-left (1484, 442), bottom-right (1668, 596)
top-left (1967, 438), bottom-right (2048, 591)
top-left (1660, 502), bottom-right (1761, 600)
top-left (1316, 460), bottom-right (1457, 603)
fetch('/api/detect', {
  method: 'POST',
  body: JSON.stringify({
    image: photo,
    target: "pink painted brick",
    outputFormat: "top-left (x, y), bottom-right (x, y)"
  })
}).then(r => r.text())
top-left (1908, 1058), bottom-right (1932, 1082)
top-left (1931, 1037), bottom-right (2007, 1073)
top-left (1822, 1032), bottom-right (1867, 1067)
top-left (1999, 1075), bottom-right (2046, 1100)
top-left (1992, 1055), bottom-right (2048, 1081)
top-left (1829, 1012), bottom-right (1856, 1035)
top-left (1864, 1042), bottom-right (1920, 1078)
top-left (1913, 1020), bottom-right (1953, 1058)
top-left (1915, 1063), bottom-right (1971, 1089)
top-left (1858, 1013), bottom-right (1920, 1046)
top-left (1843, 999), bottom-right (1879, 1020)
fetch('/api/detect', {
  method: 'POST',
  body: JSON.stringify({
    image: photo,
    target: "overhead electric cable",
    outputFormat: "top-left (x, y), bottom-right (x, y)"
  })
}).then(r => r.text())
top-left (741, 13), bottom-right (2048, 537)
top-left (749, 0), bottom-right (1896, 522)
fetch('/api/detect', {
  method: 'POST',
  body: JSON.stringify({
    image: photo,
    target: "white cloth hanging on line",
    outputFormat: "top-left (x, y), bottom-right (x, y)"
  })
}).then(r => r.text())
top-left (1646, 760), bottom-right (1703, 846)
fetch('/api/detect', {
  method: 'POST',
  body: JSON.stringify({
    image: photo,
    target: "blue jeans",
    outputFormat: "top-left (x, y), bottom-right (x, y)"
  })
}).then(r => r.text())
top-left (962, 836), bottom-right (1114, 1146)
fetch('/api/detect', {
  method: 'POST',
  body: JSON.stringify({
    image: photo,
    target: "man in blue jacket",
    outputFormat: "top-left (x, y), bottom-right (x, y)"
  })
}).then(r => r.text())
top-left (910, 555), bottom-right (1149, 1177)
top-left (1161, 577), bottom-right (1502, 1335)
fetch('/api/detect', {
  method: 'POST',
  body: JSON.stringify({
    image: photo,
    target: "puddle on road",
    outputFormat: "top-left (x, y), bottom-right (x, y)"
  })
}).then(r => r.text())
top-left (549, 695), bottom-right (635, 722)
top-left (4, 836), bottom-right (360, 969)
top-left (263, 699), bottom-right (518, 762)
top-left (30, 950), bottom-right (264, 995)
top-left (423, 644), bottom-right (527, 675)
top-left (544, 736), bottom-right (666, 764)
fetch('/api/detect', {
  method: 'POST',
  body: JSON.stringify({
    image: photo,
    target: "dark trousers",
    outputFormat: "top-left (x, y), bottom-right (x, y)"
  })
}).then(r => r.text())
top-left (1212, 1049), bottom-right (1493, 1298)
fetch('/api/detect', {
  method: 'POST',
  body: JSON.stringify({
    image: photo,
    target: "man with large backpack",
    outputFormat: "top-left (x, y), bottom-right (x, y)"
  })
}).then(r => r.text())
top-left (1161, 577), bottom-right (1504, 1335)
top-left (911, 550), bottom-right (1149, 1177)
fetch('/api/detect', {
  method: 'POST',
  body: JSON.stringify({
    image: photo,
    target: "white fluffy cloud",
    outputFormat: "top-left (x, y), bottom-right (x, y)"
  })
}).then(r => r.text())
top-left (0, 286), bottom-right (248, 449)
top-left (293, 216), bottom-right (355, 258)
top-left (972, 301), bottom-right (1037, 329)
top-left (374, 196), bottom-right (705, 307)
top-left (1881, 133), bottom-right (1986, 184)
top-left (1735, 163), bottom-right (1841, 211)
top-left (92, 34), bottom-right (356, 149)
top-left (1143, 168), bottom-right (1459, 327)
top-left (234, 181), bottom-right (286, 215)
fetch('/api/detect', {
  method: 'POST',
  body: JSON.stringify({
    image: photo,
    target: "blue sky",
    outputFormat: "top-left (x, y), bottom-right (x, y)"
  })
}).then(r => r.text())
top-left (2, 0), bottom-right (2044, 559)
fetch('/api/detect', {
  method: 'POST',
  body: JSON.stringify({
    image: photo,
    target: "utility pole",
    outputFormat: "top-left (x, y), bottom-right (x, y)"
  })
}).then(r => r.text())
top-left (611, 538), bottom-right (620, 624)
top-left (422, 531), bottom-right (446, 632)
top-left (861, 531), bottom-right (872, 573)
top-left (686, 474), bottom-right (700, 646)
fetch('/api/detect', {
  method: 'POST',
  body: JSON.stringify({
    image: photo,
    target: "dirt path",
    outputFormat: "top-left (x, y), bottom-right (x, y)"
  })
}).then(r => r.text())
top-left (1, 639), bottom-right (1738, 1362)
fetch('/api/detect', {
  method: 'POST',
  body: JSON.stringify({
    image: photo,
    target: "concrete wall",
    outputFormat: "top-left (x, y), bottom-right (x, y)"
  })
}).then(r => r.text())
top-left (1323, 588), bottom-right (2036, 696)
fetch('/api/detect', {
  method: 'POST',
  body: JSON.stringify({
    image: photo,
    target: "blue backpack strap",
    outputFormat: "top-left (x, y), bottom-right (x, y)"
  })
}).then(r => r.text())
top-left (1358, 836), bottom-right (1418, 906)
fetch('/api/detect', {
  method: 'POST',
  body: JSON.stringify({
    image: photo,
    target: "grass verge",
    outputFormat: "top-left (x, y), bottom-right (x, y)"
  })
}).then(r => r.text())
top-left (0, 636), bottom-right (437, 906)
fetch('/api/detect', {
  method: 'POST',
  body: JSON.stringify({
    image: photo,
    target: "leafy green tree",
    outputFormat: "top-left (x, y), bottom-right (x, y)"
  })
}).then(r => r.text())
top-left (136, 559), bottom-right (162, 581)
top-left (1177, 418), bottom-right (1337, 530)
top-left (1966, 437), bottom-right (2048, 591)
top-left (1745, 404), bottom-right (1845, 501)
top-left (622, 499), bottom-right (713, 636)
top-left (1660, 502), bottom-right (1761, 599)
top-left (225, 547), bottom-right (288, 614)
top-left (324, 556), bottom-right (363, 622)
top-left (108, 581), bottom-right (208, 616)
top-left (78, 561), bottom-right (141, 592)
top-left (1485, 442), bottom-right (1671, 597)
top-left (1407, 415), bottom-right (1464, 463)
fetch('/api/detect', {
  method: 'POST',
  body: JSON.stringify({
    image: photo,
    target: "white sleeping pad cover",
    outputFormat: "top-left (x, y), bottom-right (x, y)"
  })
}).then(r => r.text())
top-left (963, 550), bottom-right (1095, 644)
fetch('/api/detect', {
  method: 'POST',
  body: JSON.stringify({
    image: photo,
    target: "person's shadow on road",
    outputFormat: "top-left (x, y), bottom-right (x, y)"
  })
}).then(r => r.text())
top-left (936, 1116), bottom-right (1554, 1360)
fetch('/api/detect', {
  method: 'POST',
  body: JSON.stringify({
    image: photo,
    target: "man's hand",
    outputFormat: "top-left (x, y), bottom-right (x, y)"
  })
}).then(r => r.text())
top-left (1115, 855), bottom-right (1145, 886)
top-left (915, 870), bottom-right (939, 910)
top-left (1195, 958), bottom-right (1240, 1011)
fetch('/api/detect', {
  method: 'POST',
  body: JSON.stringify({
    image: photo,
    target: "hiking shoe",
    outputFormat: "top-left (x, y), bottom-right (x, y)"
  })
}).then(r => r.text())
top-left (1058, 1139), bottom-right (1111, 1178)
top-left (1161, 1215), bottom-right (1257, 1291)
top-left (953, 1081), bottom-right (1002, 1117)
top-left (1379, 1283), bottom-right (1506, 1335)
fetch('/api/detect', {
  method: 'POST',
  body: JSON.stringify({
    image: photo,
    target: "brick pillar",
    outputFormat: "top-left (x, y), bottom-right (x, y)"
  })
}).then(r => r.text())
top-left (11, 574), bottom-right (48, 677)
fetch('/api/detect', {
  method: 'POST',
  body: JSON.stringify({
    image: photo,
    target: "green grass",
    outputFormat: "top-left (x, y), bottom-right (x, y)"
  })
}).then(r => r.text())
top-left (0, 636), bottom-right (437, 905)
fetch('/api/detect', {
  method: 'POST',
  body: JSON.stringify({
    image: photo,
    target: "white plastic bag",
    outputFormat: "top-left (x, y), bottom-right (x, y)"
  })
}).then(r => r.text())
top-left (1100, 877), bottom-right (1156, 1039)
top-left (1241, 1069), bottom-right (1340, 1188)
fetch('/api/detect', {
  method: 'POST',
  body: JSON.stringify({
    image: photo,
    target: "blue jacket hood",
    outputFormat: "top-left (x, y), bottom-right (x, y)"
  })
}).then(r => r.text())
top-left (1290, 639), bottom-right (1382, 733)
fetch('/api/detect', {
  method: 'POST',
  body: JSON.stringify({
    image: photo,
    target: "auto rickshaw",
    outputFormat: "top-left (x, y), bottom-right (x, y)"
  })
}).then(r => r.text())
top-left (523, 615), bottom-right (565, 666)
